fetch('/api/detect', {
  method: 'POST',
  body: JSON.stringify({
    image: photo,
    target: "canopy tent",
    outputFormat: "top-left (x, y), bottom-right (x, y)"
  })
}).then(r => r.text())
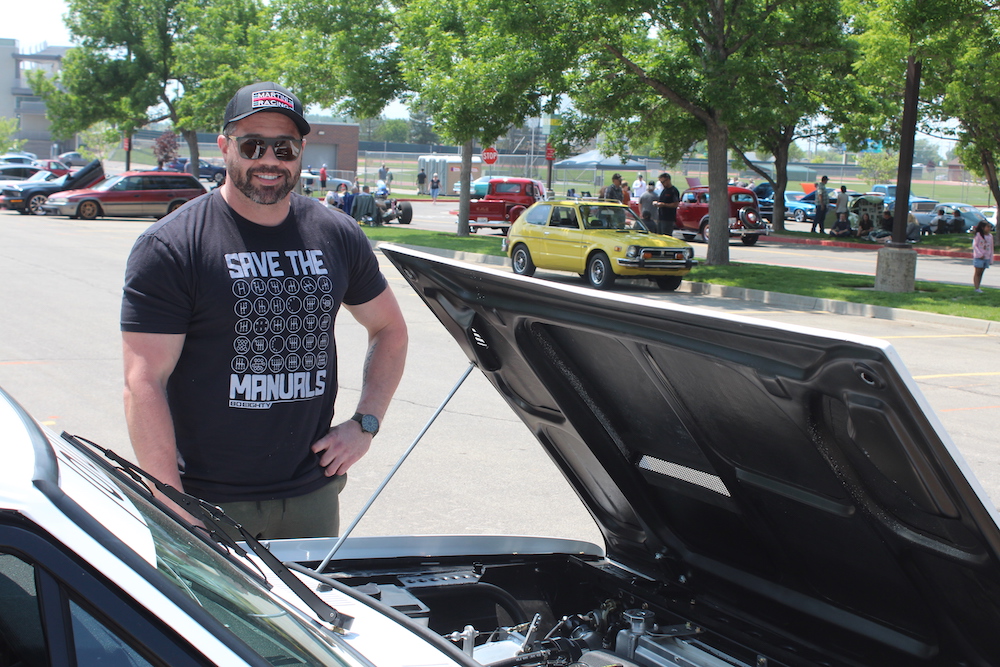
top-left (552, 150), bottom-right (647, 171)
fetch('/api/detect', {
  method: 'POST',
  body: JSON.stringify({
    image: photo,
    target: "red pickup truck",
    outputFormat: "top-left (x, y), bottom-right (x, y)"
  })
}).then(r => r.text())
top-left (459, 177), bottom-right (547, 233)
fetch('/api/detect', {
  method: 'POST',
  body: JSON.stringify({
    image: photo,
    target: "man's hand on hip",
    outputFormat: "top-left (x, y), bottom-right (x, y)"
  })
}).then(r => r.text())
top-left (312, 420), bottom-right (373, 477)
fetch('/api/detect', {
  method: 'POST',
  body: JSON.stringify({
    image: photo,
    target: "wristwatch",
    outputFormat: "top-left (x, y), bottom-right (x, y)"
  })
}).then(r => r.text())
top-left (351, 412), bottom-right (380, 437)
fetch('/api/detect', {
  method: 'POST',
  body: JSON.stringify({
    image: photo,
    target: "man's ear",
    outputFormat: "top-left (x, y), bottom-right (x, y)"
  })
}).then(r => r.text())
top-left (217, 134), bottom-right (229, 154)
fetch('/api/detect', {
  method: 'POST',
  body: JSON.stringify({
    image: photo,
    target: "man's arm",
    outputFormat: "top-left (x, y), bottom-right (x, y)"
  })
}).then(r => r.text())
top-left (122, 331), bottom-right (192, 514)
top-left (311, 286), bottom-right (408, 477)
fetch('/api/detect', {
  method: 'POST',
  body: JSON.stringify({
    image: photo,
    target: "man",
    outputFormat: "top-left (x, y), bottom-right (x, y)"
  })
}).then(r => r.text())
top-left (931, 208), bottom-right (948, 235)
top-left (417, 168), bottom-right (427, 195)
top-left (812, 175), bottom-right (829, 234)
top-left (343, 185), bottom-right (358, 215)
top-left (378, 163), bottom-right (389, 182)
top-left (638, 182), bottom-right (656, 229)
top-left (950, 208), bottom-right (965, 234)
top-left (632, 173), bottom-right (646, 194)
top-left (319, 164), bottom-right (327, 190)
top-left (121, 82), bottom-right (408, 540)
top-left (604, 173), bottom-right (624, 202)
top-left (653, 173), bottom-right (680, 236)
top-left (351, 184), bottom-right (378, 224)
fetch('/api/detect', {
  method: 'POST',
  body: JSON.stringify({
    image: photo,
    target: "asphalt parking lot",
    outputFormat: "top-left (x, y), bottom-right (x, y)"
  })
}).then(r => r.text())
top-left (1, 211), bottom-right (999, 544)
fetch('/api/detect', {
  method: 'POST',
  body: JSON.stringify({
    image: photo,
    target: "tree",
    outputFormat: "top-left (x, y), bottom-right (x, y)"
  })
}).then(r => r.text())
top-left (409, 104), bottom-right (440, 145)
top-left (374, 119), bottom-right (410, 143)
top-left (857, 151), bottom-right (898, 184)
top-left (942, 26), bottom-right (1000, 219)
top-left (153, 130), bottom-right (180, 167)
top-left (0, 118), bottom-right (26, 154)
top-left (30, 0), bottom-right (273, 177)
top-left (729, 2), bottom-right (851, 232)
top-left (522, 0), bottom-right (828, 264)
top-left (397, 0), bottom-right (574, 235)
top-left (77, 122), bottom-right (121, 162)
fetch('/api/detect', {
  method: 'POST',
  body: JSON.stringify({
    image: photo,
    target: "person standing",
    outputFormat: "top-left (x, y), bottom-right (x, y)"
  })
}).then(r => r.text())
top-left (430, 173), bottom-right (441, 204)
top-left (378, 163), bottom-right (389, 182)
top-left (121, 81), bottom-right (408, 540)
top-left (604, 173), bottom-right (624, 202)
top-left (638, 182), bottom-right (656, 227)
top-left (972, 221), bottom-right (994, 293)
top-left (834, 185), bottom-right (850, 229)
top-left (621, 181), bottom-right (631, 205)
top-left (652, 173), bottom-right (680, 236)
top-left (812, 175), bottom-right (829, 234)
top-left (417, 168), bottom-right (427, 195)
top-left (319, 164), bottom-right (327, 190)
top-left (632, 173), bottom-right (646, 194)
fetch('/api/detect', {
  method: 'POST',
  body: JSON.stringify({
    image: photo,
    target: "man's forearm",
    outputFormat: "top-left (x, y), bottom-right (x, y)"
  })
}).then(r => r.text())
top-left (356, 316), bottom-right (408, 419)
top-left (124, 381), bottom-right (184, 491)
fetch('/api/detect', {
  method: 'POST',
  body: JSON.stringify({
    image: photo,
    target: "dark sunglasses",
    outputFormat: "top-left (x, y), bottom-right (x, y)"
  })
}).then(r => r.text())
top-left (227, 135), bottom-right (303, 161)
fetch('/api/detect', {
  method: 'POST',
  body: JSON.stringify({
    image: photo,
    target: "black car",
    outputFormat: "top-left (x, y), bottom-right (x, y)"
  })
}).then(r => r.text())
top-left (0, 160), bottom-right (105, 215)
top-left (166, 157), bottom-right (227, 184)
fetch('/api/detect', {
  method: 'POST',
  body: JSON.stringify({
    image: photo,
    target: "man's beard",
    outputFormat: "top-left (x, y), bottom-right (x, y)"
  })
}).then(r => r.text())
top-left (229, 162), bottom-right (297, 205)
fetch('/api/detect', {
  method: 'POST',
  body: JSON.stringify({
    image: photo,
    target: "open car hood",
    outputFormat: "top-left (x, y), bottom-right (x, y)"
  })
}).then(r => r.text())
top-left (380, 244), bottom-right (1000, 661)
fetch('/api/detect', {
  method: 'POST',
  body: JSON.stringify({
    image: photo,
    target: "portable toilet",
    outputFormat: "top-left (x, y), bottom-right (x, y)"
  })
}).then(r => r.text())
top-left (418, 155), bottom-right (481, 194)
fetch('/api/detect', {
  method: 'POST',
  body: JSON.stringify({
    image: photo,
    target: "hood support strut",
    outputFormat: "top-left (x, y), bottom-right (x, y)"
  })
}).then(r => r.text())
top-left (315, 362), bottom-right (477, 575)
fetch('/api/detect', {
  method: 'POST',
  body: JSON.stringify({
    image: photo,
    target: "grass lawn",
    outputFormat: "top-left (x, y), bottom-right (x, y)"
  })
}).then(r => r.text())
top-left (362, 225), bottom-right (1000, 322)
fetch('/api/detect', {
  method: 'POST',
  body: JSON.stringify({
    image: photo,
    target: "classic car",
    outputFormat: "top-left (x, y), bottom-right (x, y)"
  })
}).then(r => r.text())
top-left (757, 191), bottom-right (816, 223)
top-left (461, 177), bottom-right (547, 234)
top-left (675, 185), bottom-right (770, 245)
top-left (3, 243), bottom-right (1000, 666)
top-left (452, 175), bottom-right (492, 198)
top-left (870, 184), bottom-right (938, 214)
top-left (503, 199), bottom-right (697, 290)
top-left (911, 202), bottom-right (989, 234)
top-left (42, 171), bottom-right (206, 220)
top-left (30, 159), bottom-right (71, 177)
top-left (0, 159), bottom-right (105, 215)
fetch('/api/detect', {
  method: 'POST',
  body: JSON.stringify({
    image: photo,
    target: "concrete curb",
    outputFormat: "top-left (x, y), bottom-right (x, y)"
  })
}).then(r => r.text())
top-left (767, 233), bottom-right (983, 259)
top-left (375, 242), bottom-right (1000, 335)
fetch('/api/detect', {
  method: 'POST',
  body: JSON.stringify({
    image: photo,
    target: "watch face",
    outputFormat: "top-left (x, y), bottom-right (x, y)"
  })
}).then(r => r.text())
top-left (360, 414), bottom-right (379, 435)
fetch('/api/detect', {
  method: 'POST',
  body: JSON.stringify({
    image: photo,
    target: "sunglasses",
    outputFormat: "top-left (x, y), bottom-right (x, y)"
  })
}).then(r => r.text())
top-left (227, 135), bottom-right (303, 161)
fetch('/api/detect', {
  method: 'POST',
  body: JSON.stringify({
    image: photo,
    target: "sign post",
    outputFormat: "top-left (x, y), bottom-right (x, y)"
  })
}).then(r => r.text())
top-left (545, 143), bottom-right (555, 195)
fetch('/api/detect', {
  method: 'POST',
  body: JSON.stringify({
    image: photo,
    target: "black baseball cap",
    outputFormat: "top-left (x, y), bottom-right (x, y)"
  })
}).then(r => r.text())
top-left (222, 82), bottom-right (311, 136)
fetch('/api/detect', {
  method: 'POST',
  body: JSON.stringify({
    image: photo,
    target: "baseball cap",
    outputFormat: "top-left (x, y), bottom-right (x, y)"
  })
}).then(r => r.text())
top-left (223, 82), bottom-right (311, 136)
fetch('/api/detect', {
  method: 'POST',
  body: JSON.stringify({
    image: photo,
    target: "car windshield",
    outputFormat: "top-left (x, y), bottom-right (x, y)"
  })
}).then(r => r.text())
top-left (107, 472), bottom-right (363, 666)
top-left (582, 206), bottom-right (645, 231)
top-left (25, 171), bottom-right (55, 183)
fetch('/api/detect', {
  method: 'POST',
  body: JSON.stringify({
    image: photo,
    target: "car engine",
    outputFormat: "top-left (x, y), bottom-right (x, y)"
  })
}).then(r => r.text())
top-left (324, 553), bottom-right (796, 667)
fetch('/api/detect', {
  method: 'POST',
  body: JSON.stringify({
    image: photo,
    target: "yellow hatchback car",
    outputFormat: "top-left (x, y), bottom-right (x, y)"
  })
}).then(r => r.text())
top-left (503, 200), bottom-right (698, 290)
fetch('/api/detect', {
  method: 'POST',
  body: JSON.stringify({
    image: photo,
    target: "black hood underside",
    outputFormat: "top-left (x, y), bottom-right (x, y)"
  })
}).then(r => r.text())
top-left (380, 244), bottom-right (1000, 664)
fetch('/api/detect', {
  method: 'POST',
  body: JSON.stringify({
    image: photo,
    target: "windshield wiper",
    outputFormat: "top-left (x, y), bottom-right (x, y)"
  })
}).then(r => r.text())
top-left (68, 436), bottom-right (355, 633)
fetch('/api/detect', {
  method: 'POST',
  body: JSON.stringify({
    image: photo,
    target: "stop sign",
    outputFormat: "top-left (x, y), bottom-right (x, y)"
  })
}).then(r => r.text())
top-left (482, 147), bottom-right (498, 164)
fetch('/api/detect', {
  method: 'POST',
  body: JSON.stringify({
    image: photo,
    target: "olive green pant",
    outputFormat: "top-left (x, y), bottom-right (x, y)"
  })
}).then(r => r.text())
top-left (216, 474), bottom-right (347, 541)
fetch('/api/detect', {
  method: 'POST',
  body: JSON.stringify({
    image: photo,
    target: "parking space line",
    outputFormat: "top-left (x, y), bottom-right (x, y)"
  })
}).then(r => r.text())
top-left (913, 372), bottom-right (1000, 379)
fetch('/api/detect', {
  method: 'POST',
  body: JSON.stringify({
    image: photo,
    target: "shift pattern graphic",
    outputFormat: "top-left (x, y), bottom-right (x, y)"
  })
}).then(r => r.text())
top-left (225, 249), bottom-right (334, 409)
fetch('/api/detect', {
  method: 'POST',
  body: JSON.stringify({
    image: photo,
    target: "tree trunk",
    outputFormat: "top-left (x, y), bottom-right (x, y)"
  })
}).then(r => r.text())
top-left (770, 139), bottom-right (791, 233)
top-left (182, 129), bottom-right (200, 181)
top-left (456, 139), bottom-right (473, 236)
top-left (706, 121), bottom-right (730, 266)
top-left (890, 56), bottom-right (921, 246)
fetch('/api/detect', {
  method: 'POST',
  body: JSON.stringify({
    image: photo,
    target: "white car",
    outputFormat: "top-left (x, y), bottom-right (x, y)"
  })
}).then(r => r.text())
top-left (3, 244), bottom-right (1000, 665)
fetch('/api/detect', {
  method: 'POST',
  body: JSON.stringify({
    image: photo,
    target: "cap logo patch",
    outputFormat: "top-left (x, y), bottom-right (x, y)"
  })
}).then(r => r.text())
top-left (251, 90), bottom-right (295, 111)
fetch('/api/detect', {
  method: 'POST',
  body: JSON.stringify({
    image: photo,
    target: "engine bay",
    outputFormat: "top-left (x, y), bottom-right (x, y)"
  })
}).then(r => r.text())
top-left (318, 552), bottom-right (802, 667)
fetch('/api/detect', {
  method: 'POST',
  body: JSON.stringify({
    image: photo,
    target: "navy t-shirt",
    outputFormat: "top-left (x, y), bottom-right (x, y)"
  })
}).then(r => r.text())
top-left (121, 190), bottom-right (387, 502)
